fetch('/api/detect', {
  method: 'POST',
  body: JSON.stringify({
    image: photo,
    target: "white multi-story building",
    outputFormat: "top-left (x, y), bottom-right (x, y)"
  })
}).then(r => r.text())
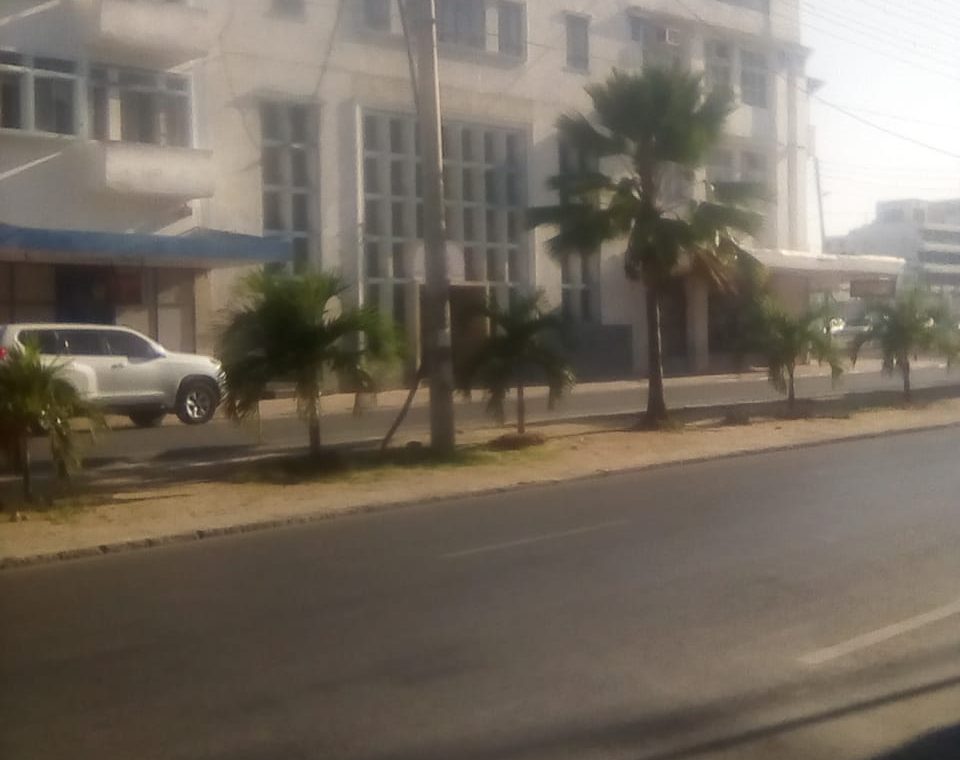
top-left (2, 0), bottom-right (854, 381)
top-left (831, 199), bottom-right (960, 296)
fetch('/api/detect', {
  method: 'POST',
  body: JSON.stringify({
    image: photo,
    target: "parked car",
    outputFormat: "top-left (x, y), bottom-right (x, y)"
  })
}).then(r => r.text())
top-left (0, 323), bottom-right (222, 427)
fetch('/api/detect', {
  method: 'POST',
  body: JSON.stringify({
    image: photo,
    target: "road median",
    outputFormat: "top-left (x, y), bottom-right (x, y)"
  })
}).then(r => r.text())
top-left (3, 388), bottom-right (960, 568)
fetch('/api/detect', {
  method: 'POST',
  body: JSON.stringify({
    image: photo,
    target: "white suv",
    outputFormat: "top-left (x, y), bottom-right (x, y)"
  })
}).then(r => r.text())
top-left (0, 324), bottom-right (223, 427)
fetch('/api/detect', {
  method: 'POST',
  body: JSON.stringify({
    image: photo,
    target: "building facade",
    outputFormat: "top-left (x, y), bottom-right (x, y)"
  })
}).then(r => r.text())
top-left (2, 0), bottom-right (822, 378)
top-left (831, 199), bottom-right (960, 307)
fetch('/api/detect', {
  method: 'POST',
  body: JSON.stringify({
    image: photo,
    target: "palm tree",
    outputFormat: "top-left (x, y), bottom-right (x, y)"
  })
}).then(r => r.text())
top-left (530, 68), bottom-right (763, 427)
top-left (0, 344), bottom-right (103, 502)
top-left (755, 302), bottom-right (844, 414)
top-left (460, 293), bottom-right (575, 435)
top-left (218, 271), bottom-right (398, 456)
top-left (850, 289), bottom-right (958, 402)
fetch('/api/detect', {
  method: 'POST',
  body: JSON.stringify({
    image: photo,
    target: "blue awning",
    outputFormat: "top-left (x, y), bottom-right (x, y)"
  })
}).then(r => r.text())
top-left (0, 224), bottom-right (291, 268)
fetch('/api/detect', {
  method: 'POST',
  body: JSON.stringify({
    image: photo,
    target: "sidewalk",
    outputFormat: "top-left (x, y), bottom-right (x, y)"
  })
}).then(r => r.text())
top-left (258, 358), bottom-right (932, 418)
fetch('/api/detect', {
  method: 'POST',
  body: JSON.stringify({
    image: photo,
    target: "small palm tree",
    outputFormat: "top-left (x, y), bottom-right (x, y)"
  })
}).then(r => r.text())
top-left (0, 344), bottom-right (103, 502)
top-left (219, 271), bottom-right (398, 456)
top-left (756, 302), bottom-right (844, 414)
top-left (850, 289), bottom-right (958, 402)
top-left (530, 68), bottom-right (763, 428)
top-left (460, 293), bottom-right (575, 435)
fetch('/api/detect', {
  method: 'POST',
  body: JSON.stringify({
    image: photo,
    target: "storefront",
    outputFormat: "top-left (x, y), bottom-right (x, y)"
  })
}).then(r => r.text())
top-left (0, 224), bottom-right (289, 353)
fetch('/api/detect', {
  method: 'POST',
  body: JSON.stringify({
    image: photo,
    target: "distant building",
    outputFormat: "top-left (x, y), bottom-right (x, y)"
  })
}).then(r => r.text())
top-left (1, 0), bottom-right (896, 381)
top-left (834, 199), bottom-right (960, 305)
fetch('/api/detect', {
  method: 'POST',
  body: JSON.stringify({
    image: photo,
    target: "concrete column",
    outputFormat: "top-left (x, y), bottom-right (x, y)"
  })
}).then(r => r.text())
top-left (685, 276), bottom-right (710, 374)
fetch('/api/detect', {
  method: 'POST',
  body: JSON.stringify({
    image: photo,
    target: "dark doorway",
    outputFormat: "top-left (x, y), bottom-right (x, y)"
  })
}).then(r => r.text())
top-left (448, 285), bottom-right (489, 388)
top-left (55, 265), bottom-right (116, 324)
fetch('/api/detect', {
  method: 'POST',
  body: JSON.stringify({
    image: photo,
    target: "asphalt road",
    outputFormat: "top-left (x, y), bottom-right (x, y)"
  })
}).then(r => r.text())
top-left (3, 427), bottom-right (960, 759)
top-left (67, 364), bottom-right (960, 464)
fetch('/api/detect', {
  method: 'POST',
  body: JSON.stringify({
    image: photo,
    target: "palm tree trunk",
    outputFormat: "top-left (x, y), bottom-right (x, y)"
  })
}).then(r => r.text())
top-left (381, 362), bottom-right (427, 452)
top-left (517, 383), bottom-right (526, 435)
top-left (902, 357), bottom-right (912, 403)
top-left (19, 435), bottom-right (32, 503)
top-left (645, 284), bottom-right (669, 426)
top-left (306, 389), bottom-right (321, 456)
top-left (787, 366), bottom-right (796, 415)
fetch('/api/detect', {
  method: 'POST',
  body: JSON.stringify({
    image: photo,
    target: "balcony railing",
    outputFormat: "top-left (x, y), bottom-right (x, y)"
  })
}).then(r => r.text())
top-left (72, 0), bottom-right (213, 68)
top-left (88, 141), bottom-right (215, 199)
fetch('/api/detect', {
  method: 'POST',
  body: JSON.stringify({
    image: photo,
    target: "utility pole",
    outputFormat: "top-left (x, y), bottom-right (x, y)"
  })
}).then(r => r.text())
top-left (814, 156), bottom-right (828, 252)
top-left (406, 0), bottom-right (456, 454)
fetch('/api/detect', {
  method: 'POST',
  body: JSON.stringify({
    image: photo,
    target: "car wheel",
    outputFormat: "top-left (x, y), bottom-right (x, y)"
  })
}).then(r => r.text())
top-left (129, 410), bottom-right (166, 428)
top-left (176, 380), bottom-right (219, 425)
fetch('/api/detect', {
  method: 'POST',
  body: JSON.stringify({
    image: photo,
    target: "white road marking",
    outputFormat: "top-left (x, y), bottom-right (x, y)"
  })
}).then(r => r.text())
top-left (799, 597), bottom-right (960, 666)
top-left (442, 520), bottom-right (630, 559)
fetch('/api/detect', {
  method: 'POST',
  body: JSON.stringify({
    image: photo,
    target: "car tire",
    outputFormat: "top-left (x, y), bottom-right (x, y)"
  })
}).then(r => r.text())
top-left (176, 379), bottom-right (219, 425)
top-left (129, 410), bottom-right (166, 428)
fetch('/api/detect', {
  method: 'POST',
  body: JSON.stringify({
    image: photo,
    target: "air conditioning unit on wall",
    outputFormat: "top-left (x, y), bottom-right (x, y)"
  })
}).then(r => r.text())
top-left (658, 27), bottom-right (682, 46)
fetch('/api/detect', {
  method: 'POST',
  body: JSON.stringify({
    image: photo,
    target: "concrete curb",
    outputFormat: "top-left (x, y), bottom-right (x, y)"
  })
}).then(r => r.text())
top-left (4, 417), bottom-right (960, 571)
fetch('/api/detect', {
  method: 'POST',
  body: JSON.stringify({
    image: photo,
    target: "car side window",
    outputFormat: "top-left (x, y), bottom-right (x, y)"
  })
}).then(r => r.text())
top-left (18, 330), bottom-right (61, 355)
top-left (104, 331), bottom-right (155, 360)
top-left (59, 330), bottom-right (108, 357)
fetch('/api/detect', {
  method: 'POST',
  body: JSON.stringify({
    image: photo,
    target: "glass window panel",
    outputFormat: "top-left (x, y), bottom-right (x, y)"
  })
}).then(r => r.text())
top-left (393, 283), bottom-right (407, 326)
top-left (390, 118), bottom-right (404, 153)
top-left (34, 77), bottom-right (75, 135)
top-left (391, 160), bottom-right (406, 195)
top-left (392, 244), bottom-right (407, 279)
top-left (291, 194), bottom-right (310, 232)
top-left (164, 94), bottom-right (190, 147)
top-left (263, 192), bottom-right (284, 231)
top-left (261, 103), bottom-right (282, 141)
top-left (1, 72), bottom-right (22, 129)
top-left (364, 157), bottom-right (380, 194)
top-left (365, 199), bottom-right (383, 236)
top-left (499, 2), bottom-right (525, 57)
top-left (363, 114), bottom-right (380, 151)
top-left (365, 242), bottom-right (381, 278)
top-left (392, 202), bottom-right (406, 237)
top-left (289, 104), bottom-right (309, 143)
top-left (290, 148), bottom-right (310, 187)
top-left (263, 146), bottom-right (284, 186)
top-left (463, 207), bottom-right (477, 241)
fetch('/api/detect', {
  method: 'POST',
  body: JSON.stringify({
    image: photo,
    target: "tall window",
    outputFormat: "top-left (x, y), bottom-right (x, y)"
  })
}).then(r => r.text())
top-left (566, 15), bottom-right (590, 71)
top-left (437, 0), bottom-right (486, 48)
top-left (705, 41), bottom-right (733, 93)
top-left (261, 102), bottom-right (319, 272)
top-left (558, 139), bottom-right (599, 322)
top-left (561, 254), bottom-right (598, 324)
top-left (88, 66), bottom-right (191, 147)
top-left (362, 111), bottom-right (527, 322)
top-left (0, 52), bottom-right (77, 135)
top-left (740, 49), bottom-right (768, 108)
top-left (498, 2), bottom-right (525, 57)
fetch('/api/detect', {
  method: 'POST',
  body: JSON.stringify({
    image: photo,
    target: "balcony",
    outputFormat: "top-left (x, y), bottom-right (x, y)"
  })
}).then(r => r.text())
top-left (88, 141), bottom-right (214, 200)
top-left (73, 0), bottom-right (213, 68)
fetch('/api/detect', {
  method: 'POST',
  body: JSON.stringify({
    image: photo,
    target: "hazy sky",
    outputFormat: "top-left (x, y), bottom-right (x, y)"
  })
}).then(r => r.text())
top-left (801, 0), bottom-right (960, 240)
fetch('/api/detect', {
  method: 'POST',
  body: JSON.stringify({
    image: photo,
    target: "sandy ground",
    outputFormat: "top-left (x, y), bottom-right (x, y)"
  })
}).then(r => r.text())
top-left (3, 397), bottom-right (960, 564)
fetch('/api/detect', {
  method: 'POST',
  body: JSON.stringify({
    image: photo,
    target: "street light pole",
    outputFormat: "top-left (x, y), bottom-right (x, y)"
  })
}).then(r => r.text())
top-left (407, 0), bottom-right (456, 454)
